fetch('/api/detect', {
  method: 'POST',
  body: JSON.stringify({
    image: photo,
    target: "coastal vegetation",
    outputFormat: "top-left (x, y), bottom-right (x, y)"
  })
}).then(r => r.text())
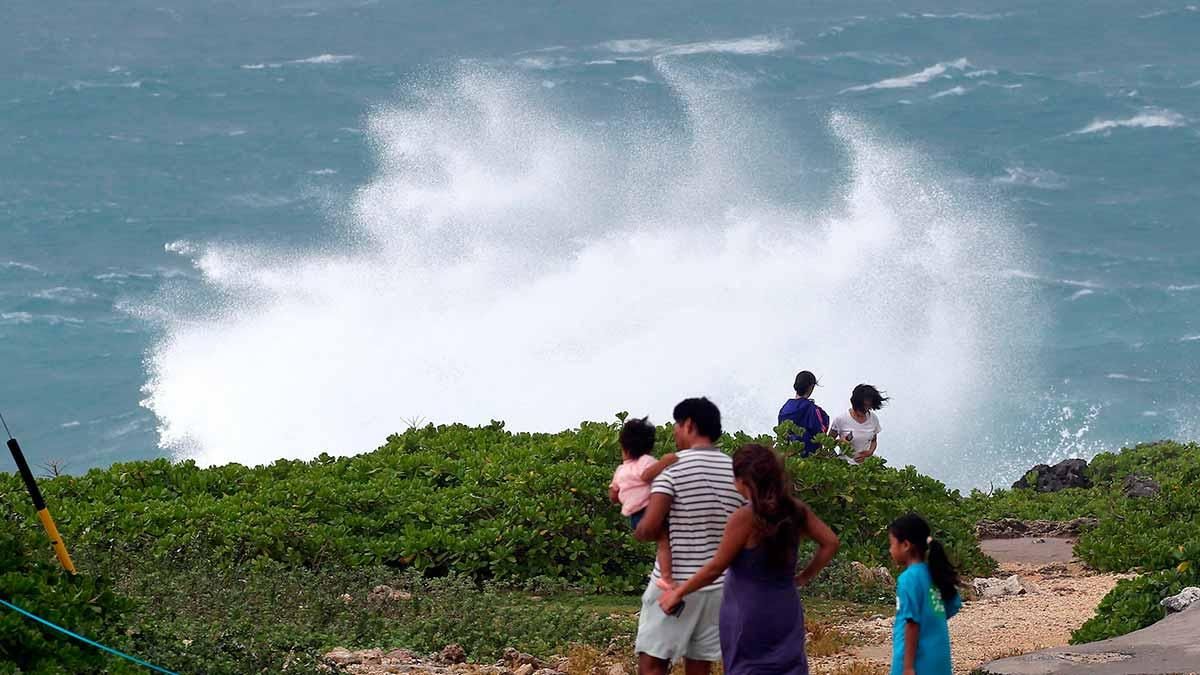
top-left (2, 421), bottom-right (1196, 673)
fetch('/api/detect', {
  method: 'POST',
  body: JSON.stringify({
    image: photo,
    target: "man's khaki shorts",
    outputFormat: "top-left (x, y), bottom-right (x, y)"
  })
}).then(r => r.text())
top-left (634, 581), bottom-right (723, 663)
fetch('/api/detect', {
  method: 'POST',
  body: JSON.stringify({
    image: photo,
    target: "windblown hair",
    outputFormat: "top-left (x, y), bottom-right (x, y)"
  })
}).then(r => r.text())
top-left (732, 444), bottom-right (810, 570)
top-left (850, 384), bottom-right (889, 413)
top-left (619, 417), bottom-right (657, 458)
top-left (889, 512), bottom-right (960, 605)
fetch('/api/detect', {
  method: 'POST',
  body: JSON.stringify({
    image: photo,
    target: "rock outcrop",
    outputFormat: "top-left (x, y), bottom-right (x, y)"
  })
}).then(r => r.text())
top-left (1012, 459), bottom-right (1091, 492)
top-left (972, 574), bottom-right (1039, 599)
top-left (1161, 586), bottom-right (1200, 613)
top-left (1121, 474), bottom-right (1161, 498)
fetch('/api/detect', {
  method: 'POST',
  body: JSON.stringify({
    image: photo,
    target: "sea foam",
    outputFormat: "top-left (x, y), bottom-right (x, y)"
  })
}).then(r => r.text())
top-left (139, 65), bottom-right (1035, 486)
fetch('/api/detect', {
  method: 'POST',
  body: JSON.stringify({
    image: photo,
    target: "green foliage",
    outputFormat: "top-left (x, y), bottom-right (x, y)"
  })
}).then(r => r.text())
top-left (101, 553), bottom-right (622, 674)
top-left (1071, 563), bottom-right (1200, 644)
top-left (0, 512), bottom-right (134, 675)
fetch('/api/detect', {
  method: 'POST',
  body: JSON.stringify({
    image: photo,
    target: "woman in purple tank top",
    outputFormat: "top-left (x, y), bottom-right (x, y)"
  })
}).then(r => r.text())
top-left (659, 444), bottom-right (840, 674)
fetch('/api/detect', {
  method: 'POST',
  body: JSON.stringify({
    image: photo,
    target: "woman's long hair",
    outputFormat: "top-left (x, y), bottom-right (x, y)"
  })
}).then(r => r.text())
top-left (732, 444), bottom-right (810, 570)
top-left (888, 513), bottom-right (960, 605)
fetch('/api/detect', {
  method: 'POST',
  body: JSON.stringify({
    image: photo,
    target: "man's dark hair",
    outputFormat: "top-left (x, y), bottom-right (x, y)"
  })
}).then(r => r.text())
top-left (793, 370), bottom-right (819, 396)
top-left (672, 397), bottom-right (722, 441)
top-left (850, 384), bottom-right (889, 413)
top-left (619, 417), bottom-right (657, 458)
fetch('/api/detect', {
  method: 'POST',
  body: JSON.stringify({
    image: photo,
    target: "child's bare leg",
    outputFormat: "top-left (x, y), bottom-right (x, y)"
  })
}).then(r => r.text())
top-left (654, 528), bottom-right (675, 590)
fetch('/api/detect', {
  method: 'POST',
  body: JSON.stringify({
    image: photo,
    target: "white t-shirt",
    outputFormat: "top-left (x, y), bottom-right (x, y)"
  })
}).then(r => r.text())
top-left (830, 410), bottom-right (882, 459)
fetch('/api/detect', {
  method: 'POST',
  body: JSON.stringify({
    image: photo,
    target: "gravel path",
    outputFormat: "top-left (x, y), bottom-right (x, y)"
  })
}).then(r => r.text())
top-left (811, 538), bottom-right (1126, 675)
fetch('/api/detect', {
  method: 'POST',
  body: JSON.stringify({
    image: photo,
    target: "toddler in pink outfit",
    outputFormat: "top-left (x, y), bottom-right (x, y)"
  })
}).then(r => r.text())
top-left (609, 416), bottom-right (677, 589)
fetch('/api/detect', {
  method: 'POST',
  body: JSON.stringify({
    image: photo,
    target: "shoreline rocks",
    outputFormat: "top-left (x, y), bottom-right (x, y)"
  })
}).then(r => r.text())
top-left (1161, 587), bottom-right (1200, 613)
top-left (972, 574), bottom-right (1039, 599)
top-left (1012, 459), bottom-right (1091, 492)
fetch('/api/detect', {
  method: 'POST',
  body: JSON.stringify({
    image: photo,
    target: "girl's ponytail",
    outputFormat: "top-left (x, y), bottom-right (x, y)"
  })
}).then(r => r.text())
top-left (889, 513), bottom-right (960, 605)
top-left (926, 538), bottom-right (960, 606)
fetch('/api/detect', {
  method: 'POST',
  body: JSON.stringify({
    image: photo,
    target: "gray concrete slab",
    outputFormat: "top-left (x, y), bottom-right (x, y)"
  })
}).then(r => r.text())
top-left (978, 604), bottom-right (1200, 674)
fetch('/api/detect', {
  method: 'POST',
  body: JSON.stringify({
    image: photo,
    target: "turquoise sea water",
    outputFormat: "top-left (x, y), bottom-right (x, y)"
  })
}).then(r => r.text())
top-left (2, 1), bottom-right (1198, 487)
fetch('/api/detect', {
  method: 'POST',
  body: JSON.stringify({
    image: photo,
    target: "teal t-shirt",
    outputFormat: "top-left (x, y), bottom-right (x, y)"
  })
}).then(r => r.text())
top-left (890, 562), bottom-right (961, 675)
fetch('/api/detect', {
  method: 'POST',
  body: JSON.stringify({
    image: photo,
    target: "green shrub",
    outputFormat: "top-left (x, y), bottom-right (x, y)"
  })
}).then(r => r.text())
top-left (1071, 562), bottom-right (1200, 644)
top-left (0, 511), bottom-right (134, 675)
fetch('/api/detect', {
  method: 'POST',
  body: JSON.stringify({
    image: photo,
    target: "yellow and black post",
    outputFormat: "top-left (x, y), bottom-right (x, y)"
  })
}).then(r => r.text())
top-left (5, 431), bottom-right (77, 574)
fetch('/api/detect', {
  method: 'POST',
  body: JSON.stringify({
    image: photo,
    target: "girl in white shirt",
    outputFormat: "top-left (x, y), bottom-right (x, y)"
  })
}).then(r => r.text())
top-left (830, 384), bottom-right (888, 463)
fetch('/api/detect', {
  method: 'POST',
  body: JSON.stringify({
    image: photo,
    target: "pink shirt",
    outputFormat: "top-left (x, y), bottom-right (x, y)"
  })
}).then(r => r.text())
top-left (611, 455), bottom-right (657, 516)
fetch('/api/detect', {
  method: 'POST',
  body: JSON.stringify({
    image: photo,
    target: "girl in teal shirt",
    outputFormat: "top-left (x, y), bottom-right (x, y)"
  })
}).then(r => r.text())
top-left (888, 513), bottom-right (962, 675)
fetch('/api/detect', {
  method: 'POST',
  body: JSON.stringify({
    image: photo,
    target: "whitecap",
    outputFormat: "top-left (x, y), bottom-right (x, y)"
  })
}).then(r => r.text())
top-left (289, 54), bottom-right (357, 65)
top-left (1072, 109), bottom-right (1187, 135)
top-left (308, 168), bottom-right (339, 175)
top-left (61, 420), bottom-right (81, 428)
top-left (598, 39), bottom-right (671, 54)
top-left (597, 35), bottom-right (787, 58)
top-left (841, 58), bottom-right (971, 93)
top-left (931, 85), bottom-right (968, 99)
top-left (0, 312), bottom-right (32, 325)
top-left (914, 12), bottom-right (1010, 20)
top-left (0, 312), bottom-right (82, 326)
top-left (1068, 289), bottom-right (1094, 301)
top-left (661, 36), bottom-right (788, 56)
top-left (622, 75), bottom-right (652, 84)
top-left (1168, 284), bottom-right (1200, 292)
top-left (1000, 269), bottom-right (1101, 289)
top-left (516, 56), bottom-right (569, 70)
top-left (2, 261), bottom-right (40, 273)
top-left (994, 167), bottom-right (1068, 190)
top-left (1180, 335), bottom-right (1200, 342)
top-left (165, 240), bottom-right (197, 256)
top-left (32, 287), bottom-right (97, 304)
top-left (1142, 410), bottom-right (1159, 417)
top-left (586, 60), bottom-right (617, 65)
top-left (965, 69), bottom-right (998, 78)
top-left (1106, 373), bottom-right (1154, 383)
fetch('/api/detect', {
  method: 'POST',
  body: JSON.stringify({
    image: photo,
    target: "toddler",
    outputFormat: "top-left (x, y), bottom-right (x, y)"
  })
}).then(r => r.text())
top-left (609, 416), bottom-right (677, 589)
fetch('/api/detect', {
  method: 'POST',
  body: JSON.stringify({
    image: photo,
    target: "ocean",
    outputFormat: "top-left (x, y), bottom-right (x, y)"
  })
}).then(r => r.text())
top-left (2, 1), bottom-right (1198, 488)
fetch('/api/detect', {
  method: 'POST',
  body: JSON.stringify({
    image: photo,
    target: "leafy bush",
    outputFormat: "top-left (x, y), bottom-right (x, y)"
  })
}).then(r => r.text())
top-left (3, 419), bottom-right (994, 596)
top-left (101, 553), bottom-right (623, 674)
top-left (0, 510), bottom-right (134, 675)
top-left (1071, 563), bottom-right (1200, 644)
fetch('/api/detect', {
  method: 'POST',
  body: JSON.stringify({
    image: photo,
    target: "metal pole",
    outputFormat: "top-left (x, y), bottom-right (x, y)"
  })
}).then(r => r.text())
top-left (5, 431), bottom-right (77, 574)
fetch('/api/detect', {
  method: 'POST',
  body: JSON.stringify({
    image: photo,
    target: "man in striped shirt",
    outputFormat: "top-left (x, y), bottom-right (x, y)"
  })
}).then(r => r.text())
top-left (633, 397), bottom-right (743, 674)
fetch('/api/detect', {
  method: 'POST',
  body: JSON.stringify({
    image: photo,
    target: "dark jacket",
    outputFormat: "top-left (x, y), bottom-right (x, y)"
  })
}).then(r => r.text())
top-left (778, 398), bottom-right (829, 457)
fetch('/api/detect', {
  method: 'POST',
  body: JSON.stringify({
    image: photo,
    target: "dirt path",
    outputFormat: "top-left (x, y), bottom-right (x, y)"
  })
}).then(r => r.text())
top-left (810, 538), bottom-right (1126, 675)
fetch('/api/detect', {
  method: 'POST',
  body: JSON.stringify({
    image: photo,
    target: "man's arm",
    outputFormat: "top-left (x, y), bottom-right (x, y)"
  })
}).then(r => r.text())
top-left (639, 453), bottom-right (678, 483)
top-left (634, 492), bottom-right (672, 542)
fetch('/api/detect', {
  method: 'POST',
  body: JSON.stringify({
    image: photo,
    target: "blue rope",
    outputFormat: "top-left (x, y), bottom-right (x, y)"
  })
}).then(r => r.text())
top-left (0, 597), bottom-right (179, 674)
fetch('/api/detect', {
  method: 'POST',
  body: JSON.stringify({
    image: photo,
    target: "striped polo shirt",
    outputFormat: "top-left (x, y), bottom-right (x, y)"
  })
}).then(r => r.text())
top-left (650, 447), bottom-right (744, 591)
